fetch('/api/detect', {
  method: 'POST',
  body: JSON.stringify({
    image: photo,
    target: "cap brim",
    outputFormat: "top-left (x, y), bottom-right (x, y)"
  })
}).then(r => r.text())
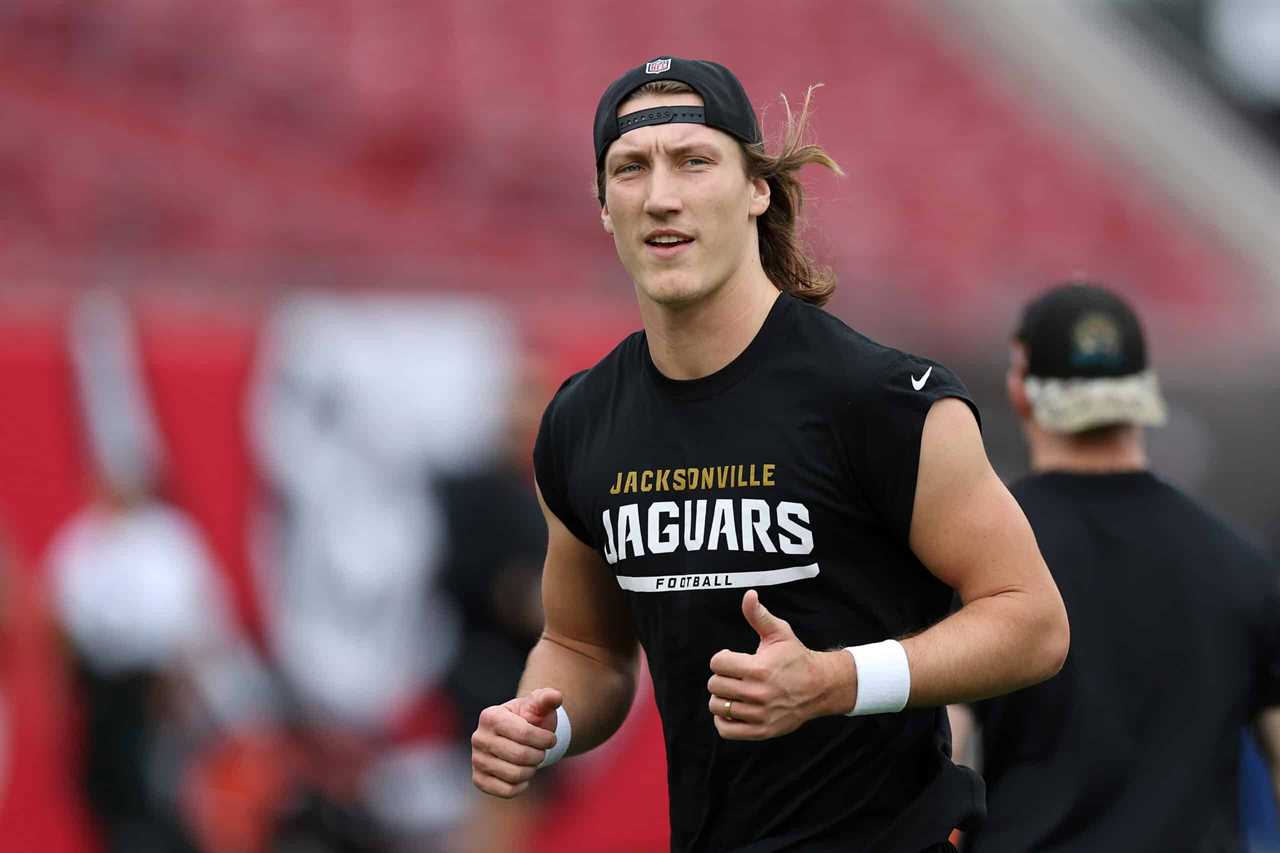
top-left (1024, 370), bottom-right (1168, 433)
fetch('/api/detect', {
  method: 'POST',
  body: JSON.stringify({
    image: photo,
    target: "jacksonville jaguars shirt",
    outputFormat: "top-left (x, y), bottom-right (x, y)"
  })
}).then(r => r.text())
top-left (534, 293), bottom-right (986, 853)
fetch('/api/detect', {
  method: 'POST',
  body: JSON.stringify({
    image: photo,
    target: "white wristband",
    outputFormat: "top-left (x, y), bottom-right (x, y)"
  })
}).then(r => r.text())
top-left (536, 706), bottom-right (572, 768)
top-left (844, 640), bottom-right (911, 716)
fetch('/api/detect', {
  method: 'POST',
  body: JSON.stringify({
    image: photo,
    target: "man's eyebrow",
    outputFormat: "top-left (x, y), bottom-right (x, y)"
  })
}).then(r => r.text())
top-left (664, 142), bottom-right (719, 159)
top-left (606, 144), bottom-right (645, 166)
top-left (607, 139), bottom-right (720, 168)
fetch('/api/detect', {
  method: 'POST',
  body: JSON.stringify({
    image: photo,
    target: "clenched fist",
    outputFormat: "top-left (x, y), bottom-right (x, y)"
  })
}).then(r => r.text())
top-left (471, 687), bottom-right (563, 798)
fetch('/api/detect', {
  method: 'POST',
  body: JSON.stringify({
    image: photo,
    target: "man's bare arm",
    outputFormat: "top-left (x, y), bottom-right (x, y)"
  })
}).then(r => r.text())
top-left (900, 398), bottom-right (1069, 706)
top-left (516, 486), bottom-right (640, 753)
top-left (704, 398), bottom-right (1067, 740)
top-left (471, 486), bottom-right (639, 797)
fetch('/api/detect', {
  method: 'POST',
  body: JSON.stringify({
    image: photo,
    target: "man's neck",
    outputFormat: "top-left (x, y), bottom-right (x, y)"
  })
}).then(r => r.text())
top-left (1026, 423), bottom-right (1148, 474)
top-left (640, 270), bottom-right (780, 381)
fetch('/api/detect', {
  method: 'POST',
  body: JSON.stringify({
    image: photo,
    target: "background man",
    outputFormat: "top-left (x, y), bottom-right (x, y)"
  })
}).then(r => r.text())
top-left (951, 281), bottom-right (1280, 852)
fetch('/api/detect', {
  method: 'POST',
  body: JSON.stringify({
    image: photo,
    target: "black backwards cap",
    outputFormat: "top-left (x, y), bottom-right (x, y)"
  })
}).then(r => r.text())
top-left (593, 56), bottom-right (761, 168)
top-left (1014, 282), bottom-right (1167, 432)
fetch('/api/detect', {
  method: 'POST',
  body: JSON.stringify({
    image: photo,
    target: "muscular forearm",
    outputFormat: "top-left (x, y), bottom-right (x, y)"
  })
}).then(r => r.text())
top-left (706, 584), bottom-right (1066, 735)
top-left (518, 633), bottom-right (640, 756)
top-left (891, 398), bottom-right (1070, 710)
top-left (900, 589), bottom-right (1068, 707)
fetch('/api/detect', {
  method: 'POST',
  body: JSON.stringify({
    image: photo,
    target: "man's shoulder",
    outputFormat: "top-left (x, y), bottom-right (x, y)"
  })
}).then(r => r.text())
top-left (543, 330), bottom-right (645, 418)
top-left (787, 299), bottom-right (948, 394)
top-left (1006, 476), bottom-right (1094, 547)
top-left (1153, 479), bottom-right (1275, 571)
top-left (1008, 473), bottom-right (1067, 504)
top-left (1013, 471), bottom-right (1272, 574)
top-left (789, 298), bottom-right (896, 362)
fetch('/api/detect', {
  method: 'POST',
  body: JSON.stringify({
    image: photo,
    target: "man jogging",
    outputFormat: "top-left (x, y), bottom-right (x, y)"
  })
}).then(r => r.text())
top-left (470, 56), bottom-right (1070, 852)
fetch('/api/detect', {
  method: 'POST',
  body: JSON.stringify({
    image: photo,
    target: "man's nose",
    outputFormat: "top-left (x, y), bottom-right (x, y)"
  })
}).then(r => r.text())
top-left (642, 164), bottom-right (683, 217)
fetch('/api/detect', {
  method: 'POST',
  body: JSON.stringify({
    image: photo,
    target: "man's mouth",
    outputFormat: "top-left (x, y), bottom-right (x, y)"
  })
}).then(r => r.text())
top-left (645, 231), bottom-right (694, 249)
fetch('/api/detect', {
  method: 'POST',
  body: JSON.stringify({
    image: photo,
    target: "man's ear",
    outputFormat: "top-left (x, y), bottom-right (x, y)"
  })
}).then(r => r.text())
top-left (601, 204), bottom-right (614, 235)
top-left (749, 176), bottom-right (770, 218)
top-left (1006, 342), bottom-right (1034, 421)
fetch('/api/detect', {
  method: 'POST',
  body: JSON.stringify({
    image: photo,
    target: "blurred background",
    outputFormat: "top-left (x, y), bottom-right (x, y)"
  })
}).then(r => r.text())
top-left (0, 0), bottom-right (1278, 850)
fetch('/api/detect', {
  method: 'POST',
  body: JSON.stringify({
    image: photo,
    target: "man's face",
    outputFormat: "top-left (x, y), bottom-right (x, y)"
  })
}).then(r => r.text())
top-left (601, 92), bottom-right (769, 308)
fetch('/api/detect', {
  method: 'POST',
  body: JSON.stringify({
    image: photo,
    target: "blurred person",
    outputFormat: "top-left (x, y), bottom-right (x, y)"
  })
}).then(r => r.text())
top-left (470, 56), bottom-right (1069, 853)
top-left (438, 353), bottom-right (554, 853)
top-left (949, 282), bottom-right (1280, 852)
top-left (49, 475), bottom-right (248, 853)
top-left (249, 296), bottom-right (514, 850)
top-left (49, 291), bottom-right (275, 853)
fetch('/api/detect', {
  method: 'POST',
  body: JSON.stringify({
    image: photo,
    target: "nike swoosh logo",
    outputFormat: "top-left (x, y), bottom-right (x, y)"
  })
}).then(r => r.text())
top-left (911, 366), bottom-right (933, 391)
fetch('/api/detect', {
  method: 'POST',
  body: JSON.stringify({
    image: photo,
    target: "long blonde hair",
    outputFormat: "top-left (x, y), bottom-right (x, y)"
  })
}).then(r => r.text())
top-left (596, 80), bottom-right (843, 306)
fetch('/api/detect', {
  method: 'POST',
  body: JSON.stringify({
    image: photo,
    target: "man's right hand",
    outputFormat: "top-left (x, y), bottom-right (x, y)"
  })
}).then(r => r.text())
top-left (471, 687), bottom-right (563, 798)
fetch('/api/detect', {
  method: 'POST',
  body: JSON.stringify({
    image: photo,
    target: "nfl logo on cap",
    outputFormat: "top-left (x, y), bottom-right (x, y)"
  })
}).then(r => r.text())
top-left (645, 58), bottom-right (672, 74)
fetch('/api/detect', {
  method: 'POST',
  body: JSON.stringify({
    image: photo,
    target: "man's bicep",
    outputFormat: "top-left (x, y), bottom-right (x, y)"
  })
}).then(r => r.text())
top-left (536, 485), bottom-right (638, 663)
top-left (908, 398), bottom-right (1051, 602)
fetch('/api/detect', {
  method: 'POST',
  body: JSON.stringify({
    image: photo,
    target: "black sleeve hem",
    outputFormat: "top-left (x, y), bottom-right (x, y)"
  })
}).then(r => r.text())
top-left (836, 356), bottom-right (981, 545)
top-left (532, 373), bottom-right (595, 548)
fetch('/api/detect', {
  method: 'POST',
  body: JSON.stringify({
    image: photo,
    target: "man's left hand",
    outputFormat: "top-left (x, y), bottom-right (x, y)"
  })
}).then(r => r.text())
top-left (707, 589), bottom-right (855, 740)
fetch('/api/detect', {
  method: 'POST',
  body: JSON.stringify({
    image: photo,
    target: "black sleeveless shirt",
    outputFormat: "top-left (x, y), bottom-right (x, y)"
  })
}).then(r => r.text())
top-left (534, 294), bottom-right (986, 852)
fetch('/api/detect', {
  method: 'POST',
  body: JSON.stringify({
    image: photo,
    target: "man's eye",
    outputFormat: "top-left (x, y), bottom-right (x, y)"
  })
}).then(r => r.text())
top-left (685, 157), bottom-right (710, 167)
top-left (616, 163), bottom-right (641, 175)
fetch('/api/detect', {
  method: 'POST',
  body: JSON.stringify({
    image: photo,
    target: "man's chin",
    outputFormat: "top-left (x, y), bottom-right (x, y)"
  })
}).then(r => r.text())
top-left (637, 276), bottom-right (715, 308)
